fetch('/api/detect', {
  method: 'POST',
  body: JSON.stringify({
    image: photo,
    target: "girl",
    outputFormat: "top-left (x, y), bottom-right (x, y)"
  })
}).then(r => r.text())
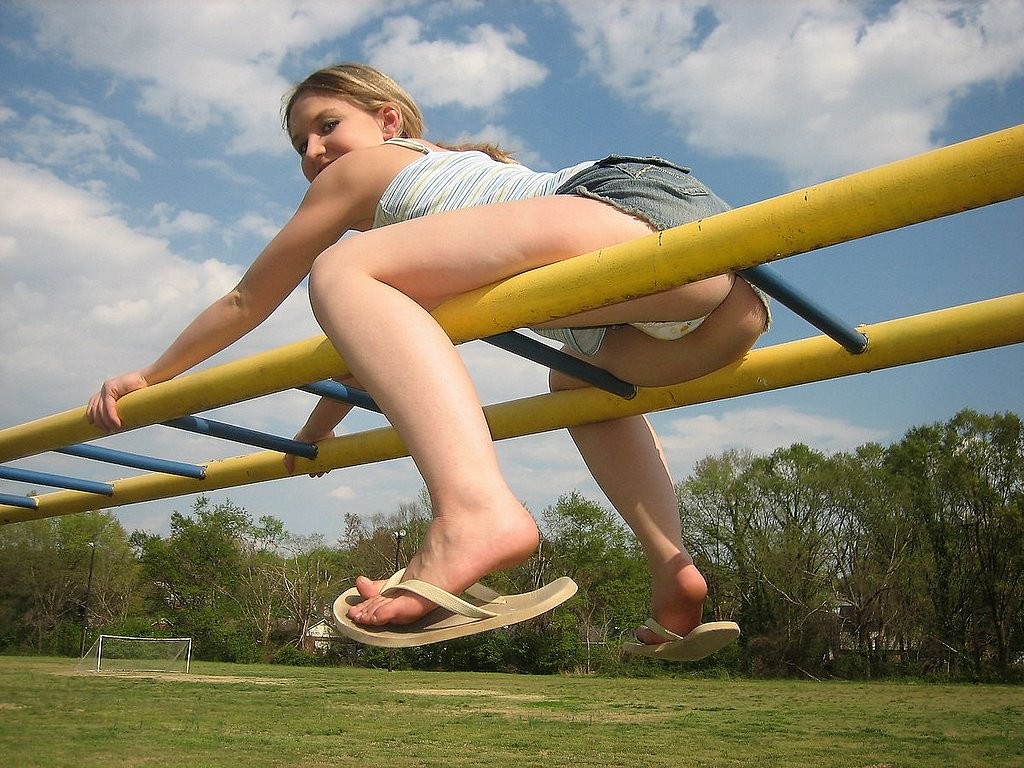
top-left (88, 63), bottom-right (769, 659)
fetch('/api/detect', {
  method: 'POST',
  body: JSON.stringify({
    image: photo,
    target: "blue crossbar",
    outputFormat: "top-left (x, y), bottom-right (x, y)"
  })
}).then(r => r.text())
top-left (300, 380), bottom-right (383, 412)
top-left (163, 416), bottom-right (318, 459)
top-left (484, 331), bottom-right (638, 399)
top-left (0, 493), bottom-right (38, 509)
top-left (57, 443), bottom-right (207, 479)
top-left (0, 466), bottom-right (114, 496)
top-left (741, 264), bottom-right (868, 353)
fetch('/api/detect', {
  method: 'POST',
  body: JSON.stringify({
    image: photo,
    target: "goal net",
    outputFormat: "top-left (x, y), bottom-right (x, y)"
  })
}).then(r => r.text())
top-left (77, 635), bottom-right (193, 674)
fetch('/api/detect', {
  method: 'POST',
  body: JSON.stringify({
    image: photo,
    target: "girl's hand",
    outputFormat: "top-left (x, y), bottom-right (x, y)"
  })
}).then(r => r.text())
top-left (283, 426), bottom-right (335, 476)
top-left (86, 371), bottom-right (150, 432)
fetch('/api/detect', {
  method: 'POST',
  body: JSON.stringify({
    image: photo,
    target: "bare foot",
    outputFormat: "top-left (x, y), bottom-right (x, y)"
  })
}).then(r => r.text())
top-left (635, 555), bottom-right (708, 644)
top-left (347, 497), bottom-right (539, 627)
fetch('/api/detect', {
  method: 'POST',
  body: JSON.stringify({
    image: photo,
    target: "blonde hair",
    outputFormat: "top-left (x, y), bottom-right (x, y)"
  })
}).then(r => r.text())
top-left (283, 63), bottom-right (516, 164)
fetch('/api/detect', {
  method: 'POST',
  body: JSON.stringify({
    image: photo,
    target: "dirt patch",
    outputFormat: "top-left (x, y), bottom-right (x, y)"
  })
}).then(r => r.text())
top-left (52, 669), bottom-right (287, 685)
top-left (105, 671), bottom-right (288, 685)
top-left (397, 687), bottom-right (546, 701)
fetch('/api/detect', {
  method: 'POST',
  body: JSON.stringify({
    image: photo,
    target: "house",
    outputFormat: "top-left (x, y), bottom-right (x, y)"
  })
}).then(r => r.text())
top-left (303, 619), bottom-right (341, 653)
top-left (150, 617), bottom-right (175, 633)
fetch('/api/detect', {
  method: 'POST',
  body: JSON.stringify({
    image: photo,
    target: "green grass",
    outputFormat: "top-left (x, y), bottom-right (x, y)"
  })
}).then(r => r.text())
top-left (0, 656), bottom-right (1021, 767)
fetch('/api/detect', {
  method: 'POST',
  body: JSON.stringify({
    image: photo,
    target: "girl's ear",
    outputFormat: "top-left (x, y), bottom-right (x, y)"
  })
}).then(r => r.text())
top-left (378, 103), bottom-right (404, 139)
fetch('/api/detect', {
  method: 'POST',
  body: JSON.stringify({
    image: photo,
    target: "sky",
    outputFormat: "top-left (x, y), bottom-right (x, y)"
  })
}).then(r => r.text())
top-left (1, 0), bottom-right (1022, 542)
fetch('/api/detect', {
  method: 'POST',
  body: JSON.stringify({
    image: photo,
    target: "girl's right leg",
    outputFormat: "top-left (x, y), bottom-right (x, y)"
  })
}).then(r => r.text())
top-left (307, 195), bottom-right (661, 628)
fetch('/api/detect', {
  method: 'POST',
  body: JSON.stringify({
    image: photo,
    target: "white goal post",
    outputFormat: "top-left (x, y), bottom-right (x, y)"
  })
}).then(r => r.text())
top-left (76, 635), bottom-right (193, 674)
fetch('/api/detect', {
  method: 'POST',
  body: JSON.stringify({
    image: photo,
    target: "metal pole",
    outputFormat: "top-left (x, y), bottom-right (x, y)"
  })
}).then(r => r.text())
top-left (79, 541), bottom-right (96, 657)
top-left (393, 529), bottom-right (406, 571)
top-left (388, 530), bottom-right (405, 673)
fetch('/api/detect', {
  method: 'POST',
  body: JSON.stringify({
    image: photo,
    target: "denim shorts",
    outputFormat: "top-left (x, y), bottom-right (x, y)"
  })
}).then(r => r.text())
top-left (532, 155), bottom-right (770, 356)
top-left (553, 154), bottom-right (731, 229)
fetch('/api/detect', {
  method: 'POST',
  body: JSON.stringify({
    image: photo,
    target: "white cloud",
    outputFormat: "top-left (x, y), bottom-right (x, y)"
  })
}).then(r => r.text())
top-left (19, 0), bottom-right (412, 154)
top-left (328, 485), bottom-right (357, 500)
top-left (0, 159), bottom-right (217, 410)
top-left (448, 122), bottom-right (546, 167)
top-left (147, 202), bottom-right (217, 238)
top-left (657, 405), bottom-right (888, 475)
top-left (0, 234), bottom-right (16, 262)
top-left (364, 17), bottom-right (548, 109)
top-left (230, 213), bottom-right (285, 244)
top-left (0, 157), bottom-right (318, 423)
top-left (557, 0), bottom-right (1024, 184)
top-left (4, 89), bottom-right (155, 178)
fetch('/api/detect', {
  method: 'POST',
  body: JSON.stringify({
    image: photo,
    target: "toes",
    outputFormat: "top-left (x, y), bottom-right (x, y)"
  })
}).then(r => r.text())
top-left (347, 595), bottom-right (382, 624)
top-left (355, 575), bottom-right (383, 599)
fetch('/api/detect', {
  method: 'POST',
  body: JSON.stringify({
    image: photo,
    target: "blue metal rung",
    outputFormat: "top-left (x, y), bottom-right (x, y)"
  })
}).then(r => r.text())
top-left (740, 264), bottom-right (868, 353)
top-left (57, 443), bottom-right (207, 479)
top-left (0, 493), bottom-right (38, 510)
top-left (484, 331), bottom-right (638, 399)
top-left (300, 380), bottom-right (383, 413)
top-left (163, 416), bottom-right (318, 459)
top-left (0, 466), bottom-right (114, 496)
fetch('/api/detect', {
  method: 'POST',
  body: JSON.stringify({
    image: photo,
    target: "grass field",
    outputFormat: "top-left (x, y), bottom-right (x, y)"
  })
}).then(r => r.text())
top-left (0, 656), bottom-right (1021, 767)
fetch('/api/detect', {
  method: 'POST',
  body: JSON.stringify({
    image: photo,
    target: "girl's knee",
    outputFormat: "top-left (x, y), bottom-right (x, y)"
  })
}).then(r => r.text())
top-left (732, 279), bottom-right (770, 345)
top-left (309, 243), bottom-right (360, 304)
top-left (705, 280), bottom-right (767, 366)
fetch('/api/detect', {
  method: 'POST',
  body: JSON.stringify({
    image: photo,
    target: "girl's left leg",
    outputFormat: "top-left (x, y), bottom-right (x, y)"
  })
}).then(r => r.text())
top-left (308, 196), bottom-right (673, 627)
top-left (549, 276), bottom-right (767, 642)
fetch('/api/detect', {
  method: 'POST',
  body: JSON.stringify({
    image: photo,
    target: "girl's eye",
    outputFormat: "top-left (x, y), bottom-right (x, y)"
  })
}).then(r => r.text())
top-left (322, 119), bottom-right (340, 134)
top-left (294, 140), bottom-right (308, 155)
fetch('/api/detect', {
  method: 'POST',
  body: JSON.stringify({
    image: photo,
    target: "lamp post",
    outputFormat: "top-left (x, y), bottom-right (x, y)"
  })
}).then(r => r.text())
top-left (393, 529), bottom-right (407, 571)
top-left (387, 529), bottom-right (407, 673)
top-left (79, 541), bottom-right (96, 657)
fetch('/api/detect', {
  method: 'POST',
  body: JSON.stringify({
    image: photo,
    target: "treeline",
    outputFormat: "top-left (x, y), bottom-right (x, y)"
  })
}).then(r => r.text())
top-left (0, 409), bottom-right (1020, 680)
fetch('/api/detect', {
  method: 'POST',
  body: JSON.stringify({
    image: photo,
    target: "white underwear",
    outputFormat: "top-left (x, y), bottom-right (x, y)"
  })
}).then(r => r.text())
top-left (533, 317), bottom-right (706, 357)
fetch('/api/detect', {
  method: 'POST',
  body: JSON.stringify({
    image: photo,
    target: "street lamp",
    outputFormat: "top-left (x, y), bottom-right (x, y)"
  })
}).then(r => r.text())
top-left (393, 529), bottom-right (407, 571)
top-left (79, 541), bottom-right (96, 657)
top-left (388, 529), bottom-right (408, 672)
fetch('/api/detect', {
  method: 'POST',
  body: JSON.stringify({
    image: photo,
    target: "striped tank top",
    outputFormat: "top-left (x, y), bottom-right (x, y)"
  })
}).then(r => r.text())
top-left (372, 139), bottom-right (595, 228)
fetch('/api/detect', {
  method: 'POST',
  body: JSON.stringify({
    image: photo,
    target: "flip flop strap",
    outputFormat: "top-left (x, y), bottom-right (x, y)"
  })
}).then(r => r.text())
top-left (642, 618), bottom-right (685, 642)
top-left (379, 569), bottom-right (502, 619)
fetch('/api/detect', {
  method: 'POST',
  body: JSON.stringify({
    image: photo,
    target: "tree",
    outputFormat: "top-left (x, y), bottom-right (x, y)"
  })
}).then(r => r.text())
top-left (681, 445), bottom-right (841, 676)
top-left (541, 491), bottom-right (647, 672)
top-left (234, 515), bottom-right (289, 662)
top-left (827, 445), bottom-right (917, 677)
top-left (743, 445), bottom-right (838, 674)
top-left (276, 533), bottom-right (339, 648)
top-left (885, 410), bottom-right (1024, 677)
top-left (948, 411), bottom-right (1024, 674)
top-left (678, 449), bottom-right (759, 626)
top-left (132, 497), bottom-right (261, 661)
top-left (0, 511), bottom-right (138, 654)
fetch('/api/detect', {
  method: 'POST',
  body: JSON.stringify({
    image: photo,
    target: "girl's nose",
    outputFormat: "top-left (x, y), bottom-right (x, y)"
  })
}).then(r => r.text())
top-left (305, 137), bottom-right (325, 159)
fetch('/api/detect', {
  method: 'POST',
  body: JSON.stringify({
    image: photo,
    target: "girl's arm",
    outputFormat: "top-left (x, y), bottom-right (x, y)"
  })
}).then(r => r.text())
top-left (86, 154), bottom-right (384, 431)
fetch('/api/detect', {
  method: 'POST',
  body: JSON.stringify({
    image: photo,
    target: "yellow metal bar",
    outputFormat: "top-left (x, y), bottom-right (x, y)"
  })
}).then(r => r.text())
top-left (3, 292), bottom-right (1021, 524)
top-left (1, 124), bottom-right (1021, 464)
top-left (436, 124), bottom-right (1024, 338)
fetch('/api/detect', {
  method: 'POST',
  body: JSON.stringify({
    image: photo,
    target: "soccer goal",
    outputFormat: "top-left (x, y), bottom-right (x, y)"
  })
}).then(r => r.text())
top-left (76, 635), bottom-right (193, 674)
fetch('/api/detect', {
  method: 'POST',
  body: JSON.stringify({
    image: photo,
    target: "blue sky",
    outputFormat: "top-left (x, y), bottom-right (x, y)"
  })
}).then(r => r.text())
top-left (1, 0), bottom-right (1022, 540)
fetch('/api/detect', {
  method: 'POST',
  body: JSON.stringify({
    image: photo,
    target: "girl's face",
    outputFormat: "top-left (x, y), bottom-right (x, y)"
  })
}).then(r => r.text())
top-left (288, 92), bottom-right (399, 182)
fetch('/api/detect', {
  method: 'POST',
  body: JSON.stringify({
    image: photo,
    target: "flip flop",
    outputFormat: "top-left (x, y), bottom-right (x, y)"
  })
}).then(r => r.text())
top-left (332, 569), bottom-right (578, 648)
top-left (622, 618), bottom-right (740, 662)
